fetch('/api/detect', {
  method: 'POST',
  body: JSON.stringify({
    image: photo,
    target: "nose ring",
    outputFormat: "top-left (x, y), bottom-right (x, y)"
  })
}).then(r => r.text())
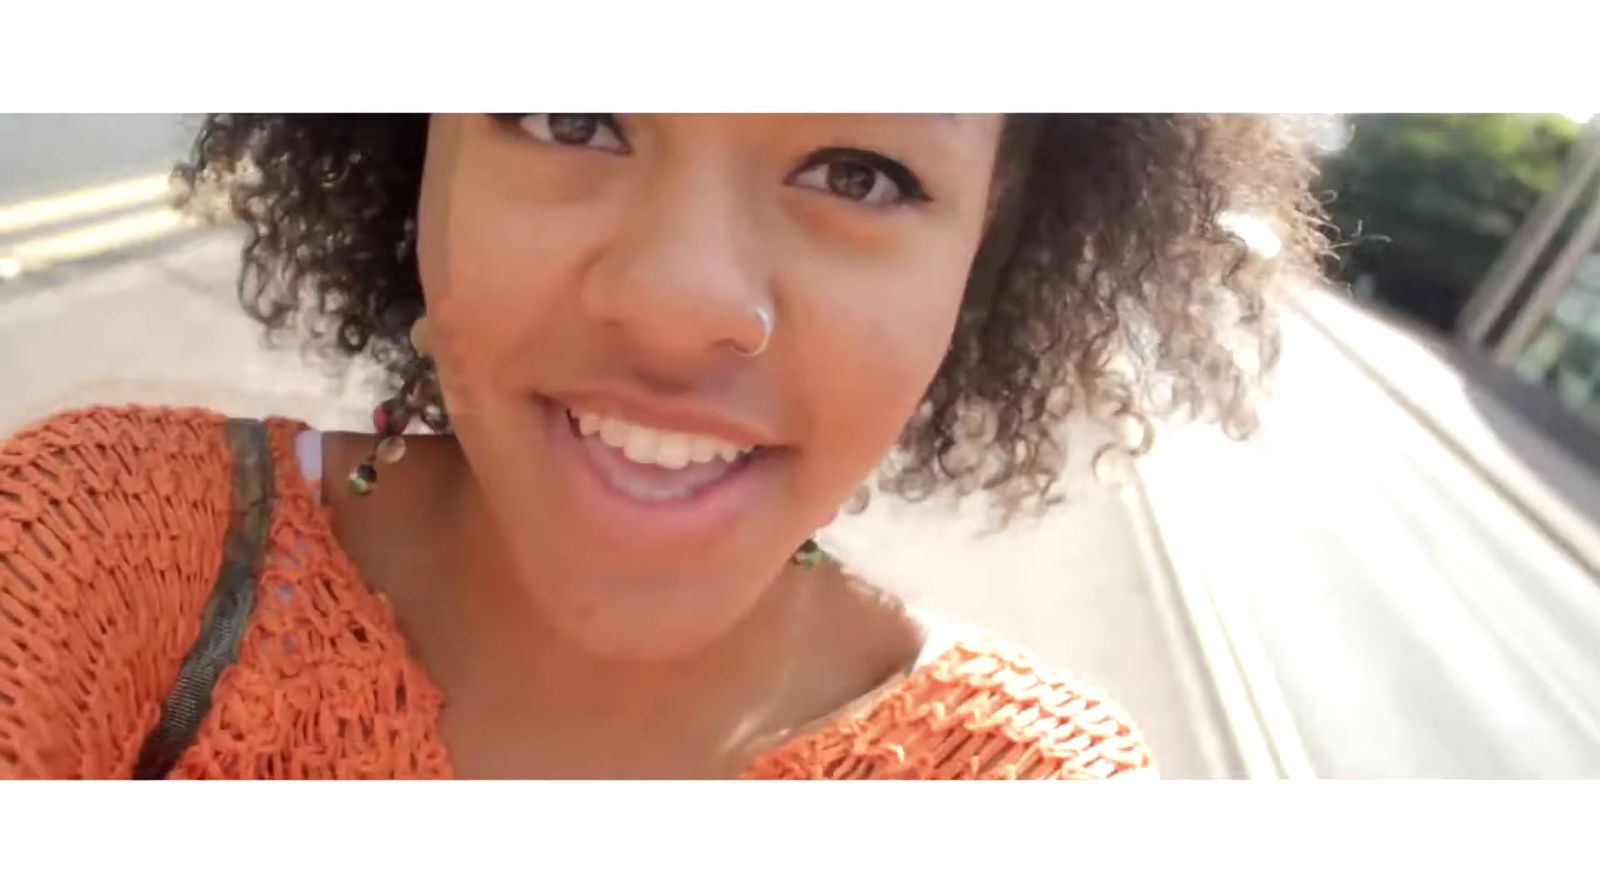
top-left (731, 306), bottom-right (773, 358)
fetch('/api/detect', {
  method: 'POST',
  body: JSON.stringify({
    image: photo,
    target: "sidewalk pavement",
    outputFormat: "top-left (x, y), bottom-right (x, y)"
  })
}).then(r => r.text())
top-left (1289, 285), bottom-right (1600, 582)
top-left (1, 229), bottom-right (384, 437)
top-left (0, 229), bottom-right (1238, 777)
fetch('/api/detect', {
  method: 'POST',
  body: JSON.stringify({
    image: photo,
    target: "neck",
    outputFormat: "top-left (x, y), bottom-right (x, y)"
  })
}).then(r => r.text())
top-left (448, 473), bottom-right (814, 702)
top-left (324, 430), bottom-right (921, 776)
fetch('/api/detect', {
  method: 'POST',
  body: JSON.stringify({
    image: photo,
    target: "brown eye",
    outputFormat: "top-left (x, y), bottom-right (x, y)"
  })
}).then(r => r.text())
top-left (826, 161), bottom-right (879, 201)
top-left (548, 115), bottom-right (597, 144)
top-left (513, 114), bottom-right (628, 153)
top-left (789, 148), bottom-right (930, 207)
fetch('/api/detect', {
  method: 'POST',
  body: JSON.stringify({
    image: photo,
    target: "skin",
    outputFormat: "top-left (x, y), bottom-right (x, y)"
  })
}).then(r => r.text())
top-left (323, 114), bottom-right (1005, 777)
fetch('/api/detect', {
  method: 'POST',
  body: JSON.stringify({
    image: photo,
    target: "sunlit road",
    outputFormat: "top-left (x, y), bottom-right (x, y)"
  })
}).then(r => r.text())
top-left (0, 114), bottom-right (196, 203)
top-left (1140, 298), bottom-right (1600, 778)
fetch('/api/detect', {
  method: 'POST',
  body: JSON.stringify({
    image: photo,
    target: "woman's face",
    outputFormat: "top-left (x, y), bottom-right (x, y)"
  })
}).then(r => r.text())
top-left (416, 114), bottom-right (1003, 661)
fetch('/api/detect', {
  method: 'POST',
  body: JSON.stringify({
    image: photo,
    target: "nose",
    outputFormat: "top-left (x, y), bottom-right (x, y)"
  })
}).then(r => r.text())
top-left (580, 160), bottom-right (772, 378)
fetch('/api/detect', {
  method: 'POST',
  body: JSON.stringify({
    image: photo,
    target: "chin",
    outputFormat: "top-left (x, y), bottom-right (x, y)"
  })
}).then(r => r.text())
top-left (457, 396), bottom-right (805, 662)
top-left (514, 545), bottom-right (780, 664)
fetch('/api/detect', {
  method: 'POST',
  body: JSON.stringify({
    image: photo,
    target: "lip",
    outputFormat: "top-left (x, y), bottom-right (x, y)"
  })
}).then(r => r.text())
top-left (536, 395), bottom-right (783, 556)
top-left (544, 386), bottom-right (780, 449)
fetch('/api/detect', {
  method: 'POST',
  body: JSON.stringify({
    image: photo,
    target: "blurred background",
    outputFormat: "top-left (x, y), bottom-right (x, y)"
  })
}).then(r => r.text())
top-left (2, 113), bottom-right (1598, 779)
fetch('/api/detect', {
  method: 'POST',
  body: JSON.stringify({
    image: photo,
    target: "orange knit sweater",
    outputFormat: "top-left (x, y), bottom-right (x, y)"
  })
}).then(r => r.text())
top-left (0, 406), bottom-right (1153, 780)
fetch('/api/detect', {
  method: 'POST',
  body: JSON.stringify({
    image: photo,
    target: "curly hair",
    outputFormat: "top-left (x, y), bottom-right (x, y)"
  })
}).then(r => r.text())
top-left (177, 114), bottom-right (1327, 514)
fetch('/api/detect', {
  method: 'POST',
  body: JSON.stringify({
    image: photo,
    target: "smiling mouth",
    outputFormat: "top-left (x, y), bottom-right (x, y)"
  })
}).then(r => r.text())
top-left (560, 405), bottom-right (765, 504)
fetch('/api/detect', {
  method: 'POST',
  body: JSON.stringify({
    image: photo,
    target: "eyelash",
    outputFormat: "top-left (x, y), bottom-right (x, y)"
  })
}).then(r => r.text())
top-left (792, 147), bottom-right (932, 207)
top-left (488, 114), bottom-right (933, 207)
top-left (490, 113), bottom-right (629, 153)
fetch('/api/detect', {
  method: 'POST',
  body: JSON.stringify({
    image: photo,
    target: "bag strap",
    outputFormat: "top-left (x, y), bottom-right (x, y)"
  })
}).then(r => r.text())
top-left (133, 419), bottom-right (276, 779)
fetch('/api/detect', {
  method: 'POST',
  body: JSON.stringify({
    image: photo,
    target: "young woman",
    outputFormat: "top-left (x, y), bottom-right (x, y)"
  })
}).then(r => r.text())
top-left (0, 114), bottom-right (1324, 779)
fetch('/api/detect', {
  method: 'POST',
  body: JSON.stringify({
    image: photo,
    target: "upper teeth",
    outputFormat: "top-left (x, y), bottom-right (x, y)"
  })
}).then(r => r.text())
top-left (571, 409), bottom-right (754, 470)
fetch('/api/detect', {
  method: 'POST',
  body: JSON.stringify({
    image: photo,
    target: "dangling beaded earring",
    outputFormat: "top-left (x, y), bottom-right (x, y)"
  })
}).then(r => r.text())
top-left (348, 315), bottom-right (450, 496)
top-left (789, 483), bottom-right (868, 567)
top-left (792, 538), bottom-right (825, 567)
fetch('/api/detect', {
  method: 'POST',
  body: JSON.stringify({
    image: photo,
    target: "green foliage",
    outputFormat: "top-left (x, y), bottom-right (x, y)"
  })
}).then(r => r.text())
top-left (1318, 114), bottom-right (1581, 330)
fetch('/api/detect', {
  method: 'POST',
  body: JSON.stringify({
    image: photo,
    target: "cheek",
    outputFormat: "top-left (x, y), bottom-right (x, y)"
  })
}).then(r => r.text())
top-left (417, 193), bottom-right (591, 423)
top-left (792, 259), bottom-right (967, 471)
top-left (776, 197), bottom-right (986, 476)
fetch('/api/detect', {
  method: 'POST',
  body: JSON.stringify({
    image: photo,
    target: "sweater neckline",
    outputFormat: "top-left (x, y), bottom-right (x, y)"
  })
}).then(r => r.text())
top-left (262, 418), bottom-right (968, 775)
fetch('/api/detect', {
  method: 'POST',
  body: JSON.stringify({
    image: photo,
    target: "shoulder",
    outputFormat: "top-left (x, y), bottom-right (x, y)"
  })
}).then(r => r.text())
top-left (1, 404), bottom-right (243, 528)
top-left (0, 405), bottom-right (245, 777)
top-left (1, 403), bottom-right (317, 475)
top-left (4, 403), bottom-right (233, 507)
top-left (2, 404), bottom-right (233, 466)
top-left (746, 632), bottom-right (1156, 780)
top-left (0, 403), bottom-right (321, 568)
top-left (917, 637), bottom-right (1156, 779)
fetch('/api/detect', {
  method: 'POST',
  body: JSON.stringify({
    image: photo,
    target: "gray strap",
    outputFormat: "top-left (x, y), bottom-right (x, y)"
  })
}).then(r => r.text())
top-left (133, 419), bottom-right (275, 779)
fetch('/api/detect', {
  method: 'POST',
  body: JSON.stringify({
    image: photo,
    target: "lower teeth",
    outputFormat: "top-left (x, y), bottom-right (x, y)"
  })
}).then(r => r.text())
top-left (566, 411), bottom-right (739, 502)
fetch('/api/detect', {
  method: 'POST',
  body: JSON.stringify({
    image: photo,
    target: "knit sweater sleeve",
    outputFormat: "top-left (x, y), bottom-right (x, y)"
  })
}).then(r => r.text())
top-left (0, 406), bottom-right (233, 778)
